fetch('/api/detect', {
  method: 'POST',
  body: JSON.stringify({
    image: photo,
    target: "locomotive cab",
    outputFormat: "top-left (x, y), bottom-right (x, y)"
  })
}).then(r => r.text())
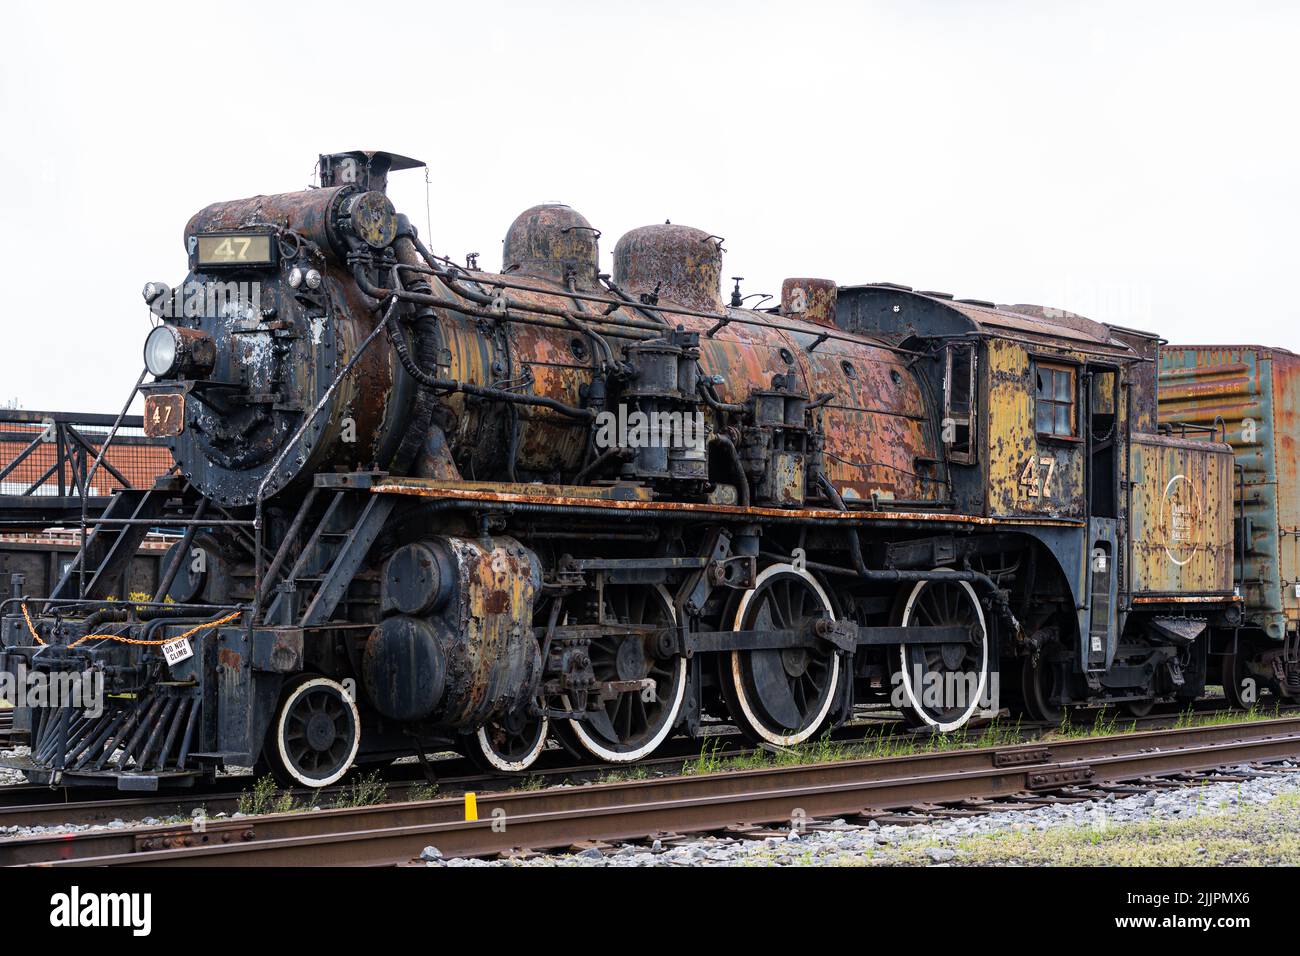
top-left (837, 286), bottom-right (1235, 715)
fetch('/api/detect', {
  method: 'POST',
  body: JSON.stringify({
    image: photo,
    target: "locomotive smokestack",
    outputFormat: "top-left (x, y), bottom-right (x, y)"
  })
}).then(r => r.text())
top-left (317, 150), bottom-right (425, 193)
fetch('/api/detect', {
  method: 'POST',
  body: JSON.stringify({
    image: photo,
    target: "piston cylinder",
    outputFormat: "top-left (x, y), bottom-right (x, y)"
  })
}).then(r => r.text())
top-left (365, 536), bottom-right (543, 728)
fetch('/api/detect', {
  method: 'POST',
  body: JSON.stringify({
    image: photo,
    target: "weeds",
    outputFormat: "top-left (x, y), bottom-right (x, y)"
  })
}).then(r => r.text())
top-left (237, 776), bottom-right (303, 816)
top-left (333, 770), bottom-right (388, 808)
top-left (407, 780), bottom-right (439, 802)
top-left (595, 764), bottom-right (651, 784)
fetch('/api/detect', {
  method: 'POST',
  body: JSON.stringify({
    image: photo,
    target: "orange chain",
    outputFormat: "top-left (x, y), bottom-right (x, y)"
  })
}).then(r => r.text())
top-left (20, 604), bottom-right (241, 649)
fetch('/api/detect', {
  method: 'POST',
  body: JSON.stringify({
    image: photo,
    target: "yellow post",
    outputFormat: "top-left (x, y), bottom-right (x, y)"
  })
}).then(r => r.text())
top-left (464, 791), bottom-right (479, 822)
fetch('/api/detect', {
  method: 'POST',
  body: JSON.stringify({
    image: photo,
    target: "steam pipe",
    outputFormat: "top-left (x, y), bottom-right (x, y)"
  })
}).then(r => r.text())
top-left (358, 261), bottom-right (659, 341)
top-left (385, 317), bottom-right (594, 420)
top-left (698, 378), bottom-right (746, 415)
top-left (405, 236), bottom-right (929, 358)
top-left (709, 434), bottom-right (750, 507)
top-left (573, 447), bottom-right (634, 485)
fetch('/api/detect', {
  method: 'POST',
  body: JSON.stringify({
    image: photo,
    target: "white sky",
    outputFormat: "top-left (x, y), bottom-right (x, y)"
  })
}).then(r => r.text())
top-left (2, 0), bottom-right (1296, 411)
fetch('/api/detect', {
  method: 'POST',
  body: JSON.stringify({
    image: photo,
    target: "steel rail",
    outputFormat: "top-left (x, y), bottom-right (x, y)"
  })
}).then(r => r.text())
top-left (0, 702), bottom-right (1241, 829)
top-left (11, 716), bottom-right (1300, 867)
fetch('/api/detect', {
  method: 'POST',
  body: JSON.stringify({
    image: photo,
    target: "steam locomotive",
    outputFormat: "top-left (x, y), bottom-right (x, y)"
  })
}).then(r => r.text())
top-left (0, 151), bottom-right (1255, 789)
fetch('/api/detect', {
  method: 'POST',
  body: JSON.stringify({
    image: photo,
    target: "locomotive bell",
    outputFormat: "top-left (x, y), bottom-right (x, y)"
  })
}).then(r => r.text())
top-left (502, 203), bottom-right (601, 290)
top-left (613, 222), bottom-right (725, 313)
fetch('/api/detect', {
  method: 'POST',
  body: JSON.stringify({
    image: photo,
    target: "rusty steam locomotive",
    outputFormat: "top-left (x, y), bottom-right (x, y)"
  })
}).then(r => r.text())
top-left (0, 151), bottom-right (1253, 789)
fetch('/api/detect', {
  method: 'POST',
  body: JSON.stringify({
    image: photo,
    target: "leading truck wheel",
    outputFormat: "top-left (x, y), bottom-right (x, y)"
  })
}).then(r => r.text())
top-left (896, 577), bottom-right (990, 733)
top-left (263, 676), bottom-right (361, 788)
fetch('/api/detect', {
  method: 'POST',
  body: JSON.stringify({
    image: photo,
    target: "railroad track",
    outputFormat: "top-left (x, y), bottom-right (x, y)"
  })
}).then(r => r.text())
top-left (8, 714), bottom-right (1300, 866)
top-left (0, 702), bottom-right (1252, 832)
top-left (0, 702), bottom-right (1279, 832)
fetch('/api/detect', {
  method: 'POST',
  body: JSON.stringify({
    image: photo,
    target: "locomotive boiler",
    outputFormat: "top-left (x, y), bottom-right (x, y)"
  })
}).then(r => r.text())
top-left (0, 150), bottom-right (1244, 789)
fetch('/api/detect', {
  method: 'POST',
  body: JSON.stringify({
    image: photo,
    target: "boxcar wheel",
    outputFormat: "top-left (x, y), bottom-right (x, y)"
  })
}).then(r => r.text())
top-left (1124, 698), bottom-right (1155, 718)
top-left (263, 676), bottom-right (361, 789)
top-left (1221, 646), bottom-right (1256, 710)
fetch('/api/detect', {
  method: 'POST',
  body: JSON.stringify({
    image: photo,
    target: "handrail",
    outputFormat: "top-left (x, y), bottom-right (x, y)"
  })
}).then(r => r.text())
top-left (250, 298), bottom-right (399, 625)
top-left (78, 370), bottom-right (148, 598)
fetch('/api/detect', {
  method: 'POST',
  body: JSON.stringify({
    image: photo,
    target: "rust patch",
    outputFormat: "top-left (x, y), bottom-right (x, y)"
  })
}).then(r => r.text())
top-left (370, 478), bottom-right (1082, 526)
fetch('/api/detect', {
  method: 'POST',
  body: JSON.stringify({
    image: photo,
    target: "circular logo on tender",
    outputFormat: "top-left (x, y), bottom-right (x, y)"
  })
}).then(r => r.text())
top-left (1161, 474), bottom-right (1202, 567)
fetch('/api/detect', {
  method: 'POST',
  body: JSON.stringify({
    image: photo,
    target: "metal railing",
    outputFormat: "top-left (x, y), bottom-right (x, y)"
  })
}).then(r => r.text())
top-left (0, 406), bottom-right (176, 531)
top-left (0, 408), bottom-right (174, 500)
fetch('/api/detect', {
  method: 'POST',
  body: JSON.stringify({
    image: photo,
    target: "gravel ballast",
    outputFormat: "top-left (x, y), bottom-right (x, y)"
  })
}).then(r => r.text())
top-left (422, 762), bottom-right (1300, 867)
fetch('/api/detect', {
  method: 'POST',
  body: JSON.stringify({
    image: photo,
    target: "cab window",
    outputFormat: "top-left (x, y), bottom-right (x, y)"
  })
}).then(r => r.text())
top-left (944, 344), bottom-right (977, 463)
top-left (1035, 362), bottom-right (1076, 438)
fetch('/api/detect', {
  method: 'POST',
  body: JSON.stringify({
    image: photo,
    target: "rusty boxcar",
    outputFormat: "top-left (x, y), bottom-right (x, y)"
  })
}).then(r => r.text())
top-left (0, 151), bottom-right (1243, 790)
top-left (1160, 345), bottom-right (1300, 702)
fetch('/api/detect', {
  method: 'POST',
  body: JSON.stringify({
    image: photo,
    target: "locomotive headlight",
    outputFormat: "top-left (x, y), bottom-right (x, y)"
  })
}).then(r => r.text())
top-left (304, 269), bottom-right (322, 290)
top-left (144, 325), bottom-right (216, 380)
top-left (288, 267), bottom-right (304, 289)
top-left (144, 325), bottom-right (179, 377)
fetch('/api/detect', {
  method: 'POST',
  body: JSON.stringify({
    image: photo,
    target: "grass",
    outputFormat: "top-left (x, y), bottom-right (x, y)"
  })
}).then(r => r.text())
top-left (899, 788), bottom-right (1300, 866)
top-left (1172, 699), bottom-right (1285, 729)
top-left (237, 776), bottom-right (309, 816)
top-left (678, 701), bottom-right (1297, 780)
top-left (236, 770), bottom-right (389, 816)
top-left (332, 771), bottom-right (388, 808)
top-left (684, 720), bottom-right (1028, 777)
top-left (407, 780), bottom-right (439, 802)
top-left (1046, 700), bottom-right (1288, 742)
top-left (1051, 707), bottom-right (1131, 739)
top-left (595, 764), bottom-right (652, 784)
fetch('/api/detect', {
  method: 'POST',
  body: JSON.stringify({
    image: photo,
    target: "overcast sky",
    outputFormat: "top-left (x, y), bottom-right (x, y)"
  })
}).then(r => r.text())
top-left (2, 0), bottom-right (1296, 411)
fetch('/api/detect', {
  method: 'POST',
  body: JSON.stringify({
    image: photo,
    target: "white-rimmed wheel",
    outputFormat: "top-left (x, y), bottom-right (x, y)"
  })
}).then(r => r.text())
top-left (897, 577), bottom-right (989, 732)
top-left (559, 583), bottom-right (687, 763)
top-left (722, 564), bottom-right (842, 746)
top-left (264, 676), bottom-right (361, 788)
top-left (469, 713), bottom-right (550, 774)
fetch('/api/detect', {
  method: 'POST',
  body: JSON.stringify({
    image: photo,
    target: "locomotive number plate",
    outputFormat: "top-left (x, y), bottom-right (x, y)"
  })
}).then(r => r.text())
top-left (144, 393), bottom-right (185, 437)
top-left (195, 232), bottom-right (275, 267)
